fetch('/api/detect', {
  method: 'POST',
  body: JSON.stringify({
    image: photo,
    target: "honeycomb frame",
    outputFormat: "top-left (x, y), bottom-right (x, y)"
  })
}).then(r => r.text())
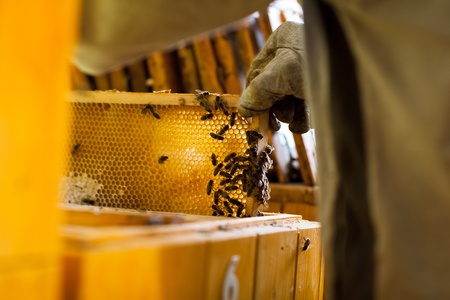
top-left (61, 90), bottom-right (270, 217)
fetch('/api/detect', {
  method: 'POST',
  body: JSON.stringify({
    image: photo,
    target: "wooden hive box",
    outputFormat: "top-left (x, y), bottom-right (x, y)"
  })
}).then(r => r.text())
top-left (61, 206), bottom-right (322, 300)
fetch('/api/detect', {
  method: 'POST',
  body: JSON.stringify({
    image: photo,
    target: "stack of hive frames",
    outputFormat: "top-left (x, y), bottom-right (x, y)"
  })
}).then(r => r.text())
top-left (61, 91), bottom-right (269, 217)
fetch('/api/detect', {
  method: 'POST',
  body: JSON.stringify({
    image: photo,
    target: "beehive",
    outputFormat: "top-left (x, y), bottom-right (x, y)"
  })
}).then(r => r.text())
top-left (61, 91), bottom-right (271, 217)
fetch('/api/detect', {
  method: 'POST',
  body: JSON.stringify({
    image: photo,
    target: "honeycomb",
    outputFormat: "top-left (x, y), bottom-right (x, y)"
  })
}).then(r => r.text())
top-left (61, 91), bottom-right (272, 217)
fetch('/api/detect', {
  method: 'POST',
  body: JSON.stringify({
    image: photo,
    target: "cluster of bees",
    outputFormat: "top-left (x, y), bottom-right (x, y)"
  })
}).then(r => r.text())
top-left (194, 90), bottom-right (274, 218)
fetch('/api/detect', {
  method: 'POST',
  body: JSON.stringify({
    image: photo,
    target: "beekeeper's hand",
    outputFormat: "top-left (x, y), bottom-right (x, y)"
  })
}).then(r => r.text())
top-left (238, 21), bottom-right (310, 134)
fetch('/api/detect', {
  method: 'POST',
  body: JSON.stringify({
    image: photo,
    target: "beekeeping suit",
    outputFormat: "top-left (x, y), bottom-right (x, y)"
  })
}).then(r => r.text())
top-left (239, 1), bottom-right (450, 299)
top-left (73, 0), bottom-right (272, 75)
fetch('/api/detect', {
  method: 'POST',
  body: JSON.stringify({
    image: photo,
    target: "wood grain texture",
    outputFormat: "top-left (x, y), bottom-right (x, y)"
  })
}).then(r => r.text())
top-left (253, 226), bottom-right (298, 300)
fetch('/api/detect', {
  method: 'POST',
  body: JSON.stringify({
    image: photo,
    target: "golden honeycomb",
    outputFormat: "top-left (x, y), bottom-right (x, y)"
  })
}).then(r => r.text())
top-left (60, 91), bottom-right (271, 217)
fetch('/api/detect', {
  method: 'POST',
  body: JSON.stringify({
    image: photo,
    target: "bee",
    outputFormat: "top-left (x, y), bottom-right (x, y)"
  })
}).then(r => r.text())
top-left (206, 179), bottom-right (214, 195)
top-left (195, 90), bottom-right (212, 112)
top-left (229, 164), bottom-right (239, 176)
top-left (223, 201), bottom-right (233, 214)
top-left (195, 89), bottom-right (210, 99)
top-left (229, 198), bottom-right (244, 208)
top-left (224, 161), bottom-right (234, 170)
top-left (246, 130), bottom-right (263, 145)
top-left (264, 145), bottom-right (274, 155)
top-left (213, 163), bottom-right (224, 176)
top-left (141, 103), bottom-right (160, 119)
top-left (233, 156), bottom-right (248, 162)
top-left (158, 155), bottom-right (169, 164)
top-left (212, 204), bottom-right (225, 216)
top-left (237, 206), bottom-right (245, 217)
top-left (231, 174), bottom-right (244, 184)
top-left (245, 145), bottom-right (258, 158)
top-left (217, 124), bottom-right (229, 136)
top-left (223, 152), bottom-right (236, 162)
top-left (229, 112), bottom-right (236, 127)
top-left (71, 143), bottom-right (81, 155)
top-left (210, 132), bottom-right (225, 140)
top-left (220, 178), bottom-right (231, 185)
top-left (246, 186), bottom-right (254, 197)
top-left (225, 185), bottom-right (239, 191)
top-left (215, 94), bottom-right (229, 116)
top-left (302, 237), bottom-right (311, 251)
top-left (81, 198), bottom-right (95, 206)
top-left (219, 189), bottom-right (231, 200)
top-left (211, 153), bottom-right (218, 166)
top-left (213, 191), bottom-right (220, 205)
top-left (219, 171), bottom-right (232, 179)
top-left (201, 113), bottom-right (214, 120)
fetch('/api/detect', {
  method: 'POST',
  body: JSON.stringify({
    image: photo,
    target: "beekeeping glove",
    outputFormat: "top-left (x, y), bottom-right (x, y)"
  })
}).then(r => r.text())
top-left (238, 21), bottom-right (310, 134)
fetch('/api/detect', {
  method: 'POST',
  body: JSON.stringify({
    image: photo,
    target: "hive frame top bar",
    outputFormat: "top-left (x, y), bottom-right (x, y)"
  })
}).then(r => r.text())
top-left (68, 90), bottom-right (241, 107)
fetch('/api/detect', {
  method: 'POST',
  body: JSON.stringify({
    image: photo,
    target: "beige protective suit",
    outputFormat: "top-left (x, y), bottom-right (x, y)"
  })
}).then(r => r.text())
top-left (301, 0), bottom-right (450, 299)
top-left (73, 0), bottom-right (271, 75)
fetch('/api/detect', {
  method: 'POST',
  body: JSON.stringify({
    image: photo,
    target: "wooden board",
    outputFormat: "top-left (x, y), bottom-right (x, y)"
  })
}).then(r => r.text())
top-left (60, 208), bottom-right (322, 300)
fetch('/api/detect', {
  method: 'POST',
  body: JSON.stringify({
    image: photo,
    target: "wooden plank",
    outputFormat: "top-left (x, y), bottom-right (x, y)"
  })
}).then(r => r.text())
top-left (212, 32), bottom-right (243, 94)
top-left (93, 74), bottom-right (110, 91)
top-left (109, 68), bottom-right (129, 91)
top-left (203, 229), bottom-right (257, 300)
top-left (177, 44), bottom-right (201, 92)
top-left (293, 133), bottom-right (317, 186)
top-left (256, 8), bottom-right (273, 41)
top-left (147, 51), bottom-right (182, 92)
top-left (60, 206), bottom-right (303, 243)
top-left (253, 226), bottom-right (298, 300)
top-left (234, 25), bottom-right (258, 75)
top-left (263, 200), bottom-right (282, 214)
top-left (293, 224), bottom-right (322, 300)
top-left (68, 90), bottom-right (242, 106)
top-left (270, 183), bottom-right (317, 206)
top-left (67, 234), bottom-right (207, 300)
top-left (127, 60), bottom-right (149, 92)
top-left (284, 202), bottom-right (318, 222)
top-left (193, 38), bottom-right (224, 93)
top-left (268, 131), bottom-right (289, 183)
top-left (70, 65), bottom-right (91, 90)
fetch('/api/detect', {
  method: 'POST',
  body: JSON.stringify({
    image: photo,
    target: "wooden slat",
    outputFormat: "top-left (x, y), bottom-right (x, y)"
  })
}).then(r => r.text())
top-left (293, 133), bottom-right (317, 186)
top-left (93, 74), bottom-right (111, 91)
top-left (234, 25), bottom-right (258, 75)
top-left (127, 60), bottom-right (149, 92)
top-left (270, 183), bottom-right (317, 206)
top-left (253, 226), bottom-right (298, 299)
top-left (68, 234), bottom-right (207, 300)
top-left (147, 51), bottom-right (182, 92)
top-left (109, 68), bottom-right (129, 91)
top-left (177, 44), bottom-right (201, 92)
top-left (203, 229), bottom-right (257, 300)
top-left (294, 225), bottom-right (322, 300)
top-left (68, 90), bottom-right (241, 107)
top-left (257, 8), bottom-right (273, 41)
top-left (268, 131), bottom-right (289, 183)
top-left (212, 32), bottom-right (243, 94)
top-left (193, 38), bottom-right (224, 93)
top-left (70, 65), bottom-right (91, 90)
top-left (284, 202), bottom-right (318, 222)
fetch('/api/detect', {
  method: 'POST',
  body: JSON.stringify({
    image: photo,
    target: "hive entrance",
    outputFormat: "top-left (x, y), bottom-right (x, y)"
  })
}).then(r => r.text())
top-left (60, 91), bottom-right (270, 217)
